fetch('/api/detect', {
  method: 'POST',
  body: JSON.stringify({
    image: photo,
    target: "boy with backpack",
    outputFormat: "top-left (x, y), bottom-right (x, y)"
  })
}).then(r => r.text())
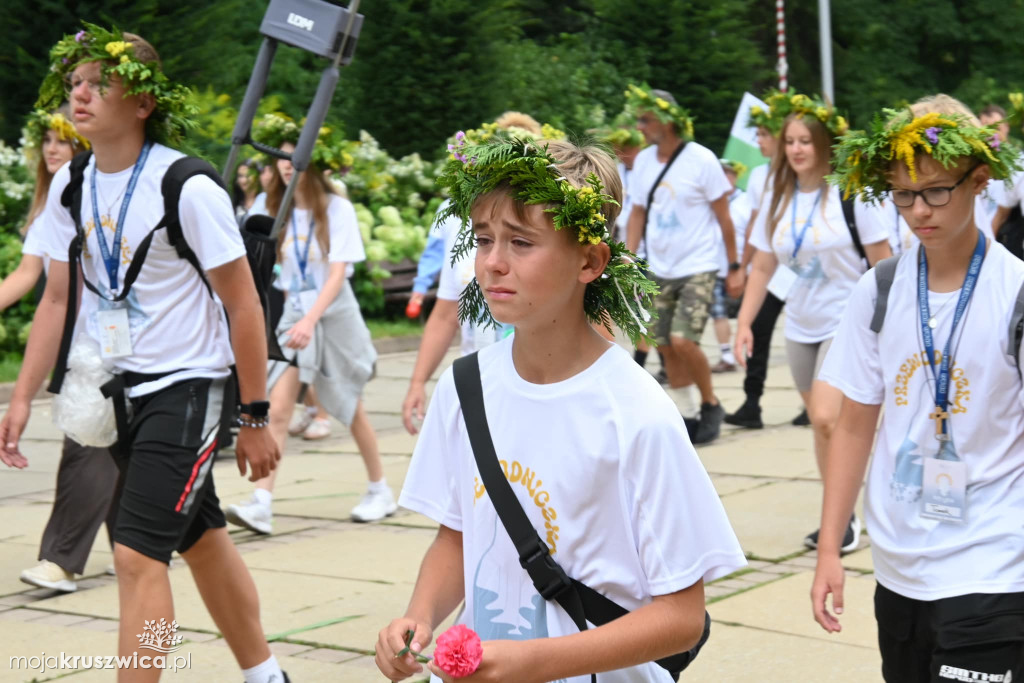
top-left (0, 25), bottom-right (287, 682)
top-left (813, 95), bottom-right (1024, 681)
top-left (375, 136), bottom-right (745, 682)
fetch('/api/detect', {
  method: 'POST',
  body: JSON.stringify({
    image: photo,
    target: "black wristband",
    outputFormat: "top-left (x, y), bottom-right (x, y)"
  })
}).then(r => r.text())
top-left (729, 262), bottom-right (741, 272)
top-left (239, 400), bottom-right (270, 418)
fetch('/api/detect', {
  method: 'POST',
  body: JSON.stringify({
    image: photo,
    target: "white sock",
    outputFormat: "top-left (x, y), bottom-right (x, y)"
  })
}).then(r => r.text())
top-left (367, 478), bottom-right (389, 493)
top-left (242, 655), bottom-right (283, 683)
top-left (671, 385), bottom-right (699, 419)
top-left (305, 405), bottom-right (318, 416)
top-left (722, 349), bottom-right (736, 365)
top-left (253, 489), bottom-right (273, 507)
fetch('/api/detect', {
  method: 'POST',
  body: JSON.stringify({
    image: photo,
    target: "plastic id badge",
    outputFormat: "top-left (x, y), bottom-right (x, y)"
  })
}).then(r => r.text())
top-left (921, 458), bottom-right (967, 524)
top-left (95, 307), bottom-right (133, 358)
top-left (766, 264), bottom-right (799, 301)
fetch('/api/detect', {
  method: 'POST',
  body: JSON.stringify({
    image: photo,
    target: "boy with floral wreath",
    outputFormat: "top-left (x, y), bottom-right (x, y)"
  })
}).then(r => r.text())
top-left (622, 84), bottom-right (743, 443)
top-left (813, 94), bottom-right (1024, 681)
top-left (376, 135), bottom-right (746, 682)
top-left (0, 24), bottom-right (288, 682)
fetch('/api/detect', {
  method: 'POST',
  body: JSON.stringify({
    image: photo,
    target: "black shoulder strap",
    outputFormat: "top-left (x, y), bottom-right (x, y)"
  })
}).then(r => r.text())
top-left (841, 196), bottom-right (868, 263)
top-left (1008, 278), bottom-right (1024, 377)
top-left (869, 255), bottom-right (901, 334)
top-left (60, 151), bottom-right (93, 232)
top-left (452, 353), bottom-right (705, 680)
top-left (643, 142), bottom-right (687, 245)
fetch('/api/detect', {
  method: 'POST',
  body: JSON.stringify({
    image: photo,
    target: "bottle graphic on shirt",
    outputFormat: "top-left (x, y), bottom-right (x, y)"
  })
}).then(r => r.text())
top-left (472, 516), bottom-right (549, 642)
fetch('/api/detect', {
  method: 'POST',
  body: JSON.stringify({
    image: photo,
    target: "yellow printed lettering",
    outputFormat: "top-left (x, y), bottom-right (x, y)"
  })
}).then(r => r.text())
top-left (509, 460), bottom-right (523, 483)
top-left (535, 490), bottom-right (550, 507)
top-left (499, 459), bottom-right (509, 479)
top-left (521, 468), bottom-right (535, 493)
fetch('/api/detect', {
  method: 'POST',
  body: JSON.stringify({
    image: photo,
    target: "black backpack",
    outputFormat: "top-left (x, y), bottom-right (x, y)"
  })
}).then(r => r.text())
top-left (996, 204), bottom-right (1024, 260)
top-left (48, 150), bottom-right (285, 397)
top-left (840, 196), bottom-right (868, 263)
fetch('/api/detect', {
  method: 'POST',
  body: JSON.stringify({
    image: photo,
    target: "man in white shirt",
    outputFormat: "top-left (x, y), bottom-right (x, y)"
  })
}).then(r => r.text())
top-left (624, 87), bottom-right (743, 444)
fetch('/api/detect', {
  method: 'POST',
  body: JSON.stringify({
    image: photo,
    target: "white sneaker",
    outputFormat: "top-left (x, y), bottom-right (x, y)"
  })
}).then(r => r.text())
top-left (225, 498), bottom-right (273, 534)
top-left (302, 417), bottom-right (332, 441)
top-left (350, 486), bottom-right (398, 523)
top-left (20, 560), bottom-right (77, 592)
top-left (288, 407), bottom-right (317, 437)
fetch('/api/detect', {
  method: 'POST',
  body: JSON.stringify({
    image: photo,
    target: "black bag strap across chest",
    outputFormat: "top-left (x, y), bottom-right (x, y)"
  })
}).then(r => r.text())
top-left (452, 352), bottom-right (709, 682)
top-left (49, 153), bottom-right (225, 393)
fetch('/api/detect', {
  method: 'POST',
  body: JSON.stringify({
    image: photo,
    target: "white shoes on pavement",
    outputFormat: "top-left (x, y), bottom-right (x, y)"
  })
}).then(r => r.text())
top-left (225, 496), bottom-right (273, 534)
top-left (350, 485), bottom-right (398, 523)
top-left (20, 560), bottom-right (77, 593)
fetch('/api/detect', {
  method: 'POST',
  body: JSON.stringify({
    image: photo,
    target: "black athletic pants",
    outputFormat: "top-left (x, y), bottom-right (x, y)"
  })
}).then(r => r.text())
top-left (875, 583), bottom-right (1024, 682)
top-left (742, 292), bottom-right (785, 401)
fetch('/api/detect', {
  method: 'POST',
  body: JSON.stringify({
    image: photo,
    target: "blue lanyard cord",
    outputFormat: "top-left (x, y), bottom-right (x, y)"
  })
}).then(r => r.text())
top-left (89, 141), bottom-right (152, 292)
top-left (290, 208), bottom-right (315, 282)
top-left (790, 184), bottom-right (823, 259)
top-left (917, 229), bottom-right (985, 438)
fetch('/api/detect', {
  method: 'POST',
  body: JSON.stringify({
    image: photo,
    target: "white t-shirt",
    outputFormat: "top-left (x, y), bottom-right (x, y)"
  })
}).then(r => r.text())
top-left (38, 143), bottom-right (245, 397)
top-left (400, 338), bottom-right (746, 683)
top-left (746, 163), bottom-right (770, 216)
top-left (435, 200), bottom-right (508, 355)
top-left (627, 143), bottom-right (732, 279)
top-left (995, 169), bottom-right (1024, 212)
top-left (613, 161), bottom-right (635, 245)
top-left (277, 195), bottom-right (365, 302)
top-left (749, 186), bottom-right (889, 342)
top-left (718, 189), bottom-right (751, 277)
top-left (248, 192), bottom-right (268, 219)
top-left (22, 218), bottom-right (51, 275)
top-left (819, 242), bottom-right (1024, 601)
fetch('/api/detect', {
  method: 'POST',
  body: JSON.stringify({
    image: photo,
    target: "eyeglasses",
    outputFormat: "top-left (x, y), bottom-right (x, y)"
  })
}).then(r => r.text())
top-left (64, 74), bottom-right (104, 98)
top-left (889, 164), bottom-right (980, 208)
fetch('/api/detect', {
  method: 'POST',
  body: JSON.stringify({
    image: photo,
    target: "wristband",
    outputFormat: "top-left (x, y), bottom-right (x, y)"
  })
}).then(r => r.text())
top-left (239, 401), bottom-right (270, 418)
top-left (729, 262), bottom-right (741, 272)
top-left (236, 414), bottom-right (271, 429)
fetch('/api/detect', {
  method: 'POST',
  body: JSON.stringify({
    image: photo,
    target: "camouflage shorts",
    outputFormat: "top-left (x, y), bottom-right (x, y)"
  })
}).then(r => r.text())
top-left (652, 270), bottom-right (717, 346)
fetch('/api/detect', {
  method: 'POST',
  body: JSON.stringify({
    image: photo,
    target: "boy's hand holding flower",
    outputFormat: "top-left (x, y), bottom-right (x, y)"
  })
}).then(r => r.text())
top-left (427, 634), bottom-right (541, 683)
top-left (376, 618), bottom-right (434, 681)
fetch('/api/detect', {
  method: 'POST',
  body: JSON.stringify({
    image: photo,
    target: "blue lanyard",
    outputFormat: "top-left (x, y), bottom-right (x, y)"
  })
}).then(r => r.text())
top-left (90, 141), bottom-right (152, 291)
top-left (917, 229), bottom-right (985, 440)
top-left (290, 208), bottom-right (315, 282)
top-left (790, 185), bottom-right (823, 259)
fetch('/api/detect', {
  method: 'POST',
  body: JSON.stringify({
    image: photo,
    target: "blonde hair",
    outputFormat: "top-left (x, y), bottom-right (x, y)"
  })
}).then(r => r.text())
top-left (909, 94), bottom-right (980, 126)
top-left (493, 111), bottom-right (542, 136)
top-left (266, 168), bottom-right (339, 260)
top-left (475, 139), bottom-right (622, 229)
top-left (767, 114), bottom-right (834, 238)
top-left (25, 103), bottom-right (87, 235)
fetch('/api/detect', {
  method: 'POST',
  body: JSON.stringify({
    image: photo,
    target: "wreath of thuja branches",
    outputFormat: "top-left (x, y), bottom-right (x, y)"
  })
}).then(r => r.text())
top-left (436, 135), bottom-right (659, 343)
top-left (252, 112), bottom-right (350, 171)
top-left (831, 108), bottom-right (1022, 202)
top-left (38, 22), bottom-right (198, 147)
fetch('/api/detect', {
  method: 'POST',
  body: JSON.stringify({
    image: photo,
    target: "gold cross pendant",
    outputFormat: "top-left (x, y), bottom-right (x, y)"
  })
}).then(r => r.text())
top-left (929, 406), bottom-right (950, 441)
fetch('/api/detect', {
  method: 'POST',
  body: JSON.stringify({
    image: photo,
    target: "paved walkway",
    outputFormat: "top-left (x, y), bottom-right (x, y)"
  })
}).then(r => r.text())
top-left (0, 327), bottom-right (882, 682)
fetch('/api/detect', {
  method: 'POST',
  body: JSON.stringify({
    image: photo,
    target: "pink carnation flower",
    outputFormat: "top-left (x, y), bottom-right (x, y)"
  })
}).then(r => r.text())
top-left (433, 625), bottom-right (483, 678)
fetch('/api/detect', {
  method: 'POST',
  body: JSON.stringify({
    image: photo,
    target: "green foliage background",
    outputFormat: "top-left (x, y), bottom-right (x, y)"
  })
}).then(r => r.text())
top-left (1, 0), bottom-right (1024, 347)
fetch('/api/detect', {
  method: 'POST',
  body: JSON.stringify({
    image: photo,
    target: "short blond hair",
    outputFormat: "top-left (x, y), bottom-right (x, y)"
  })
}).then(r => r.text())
top-left (909, 94), bottom-right (980, 127)
top-left (493, 111), bottom-right (542, 136)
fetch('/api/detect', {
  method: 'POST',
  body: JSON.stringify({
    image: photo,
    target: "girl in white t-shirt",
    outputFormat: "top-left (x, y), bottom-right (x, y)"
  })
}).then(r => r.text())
top-left (813, 94), bottom-right (1024, 682)
top-left (226, 140), bottom-right (392, 533)
top-left (734, 108), bottom-right (892, 552)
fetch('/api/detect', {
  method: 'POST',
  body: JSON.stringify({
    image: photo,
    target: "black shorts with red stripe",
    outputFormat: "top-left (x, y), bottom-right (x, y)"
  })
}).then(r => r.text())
top-left (113, 377), bottom-right (229, 564)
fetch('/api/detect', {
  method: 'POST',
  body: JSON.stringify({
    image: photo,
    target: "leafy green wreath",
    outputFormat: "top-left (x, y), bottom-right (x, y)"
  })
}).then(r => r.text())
top-left (436, 135), bottom-right (658, 343)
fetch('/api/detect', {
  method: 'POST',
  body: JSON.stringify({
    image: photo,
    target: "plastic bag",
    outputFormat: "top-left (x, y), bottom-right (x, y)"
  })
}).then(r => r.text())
top-left (51, 336), bottom-right (118, 447)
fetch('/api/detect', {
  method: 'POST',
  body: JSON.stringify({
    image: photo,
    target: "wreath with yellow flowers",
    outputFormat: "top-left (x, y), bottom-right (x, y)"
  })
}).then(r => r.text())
top-left (436, 135), bottom-right (658, 342)
top-left (783, 93), bottom-right (848, 138)
top-left (37, 22), bottom-right (197, 147)
top-left (624, 83), bottom-right (695, 141)
top-left (831, 108), bottom-right (1021, 202)
top-left (252, 113), bottom-right (353, 172)
top-left (22, 109), bottom-right (90, 165)
top-left (747, 90), bottom-right (794, 135)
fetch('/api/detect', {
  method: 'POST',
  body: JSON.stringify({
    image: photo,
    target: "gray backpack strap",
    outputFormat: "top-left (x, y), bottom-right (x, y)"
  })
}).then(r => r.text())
top-left (870, 256), bottom-right (901, 333)
top-left (1008, 279), bottom-right (1024, 376)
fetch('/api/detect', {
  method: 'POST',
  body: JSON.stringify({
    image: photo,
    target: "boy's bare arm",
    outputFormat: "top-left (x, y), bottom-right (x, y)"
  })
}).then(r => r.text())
top-left (812, 396), bottom-right (880, 633)
top-left (377, 524), bottom-right (465, 680)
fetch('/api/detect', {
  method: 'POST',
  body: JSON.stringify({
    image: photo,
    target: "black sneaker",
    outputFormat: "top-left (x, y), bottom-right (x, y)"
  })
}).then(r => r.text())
top-left (792, 409), bottom-right (811, 426)
top-left (803, 515), bottom-right (861, 554)
top-left (693, 402), bottom-right (725, 444)
top-left (724, 400), bottom-right (763, 429)
top-left (654, 369), bottom-right (669, 386)
top-left (682, 415), bottom-right (700, 441)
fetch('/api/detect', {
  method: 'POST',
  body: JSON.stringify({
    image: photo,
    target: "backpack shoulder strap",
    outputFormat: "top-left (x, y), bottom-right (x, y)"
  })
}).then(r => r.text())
top-left (60, 151), bottom-right (93, 232)
top-left (1007, 278), bottom-right (1024, 376)
top-left (841, 196), bottom-right (867, 263)
top-left (451, 353), bottom-right (705, 680)
top-left (869, 255), bottom-right (901, 334)
top-left (163, 157), bottom-right (227, 295)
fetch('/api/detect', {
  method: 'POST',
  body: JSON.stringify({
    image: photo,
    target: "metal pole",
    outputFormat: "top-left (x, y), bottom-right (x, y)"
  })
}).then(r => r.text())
top-left (819, 0), bottom-right (834, 103)
top-left (777, 0), bottom-right (789, 93)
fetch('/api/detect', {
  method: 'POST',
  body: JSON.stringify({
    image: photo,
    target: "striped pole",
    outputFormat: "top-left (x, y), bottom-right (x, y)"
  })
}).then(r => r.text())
top-left (777, 0), bottom-right (789, 92)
